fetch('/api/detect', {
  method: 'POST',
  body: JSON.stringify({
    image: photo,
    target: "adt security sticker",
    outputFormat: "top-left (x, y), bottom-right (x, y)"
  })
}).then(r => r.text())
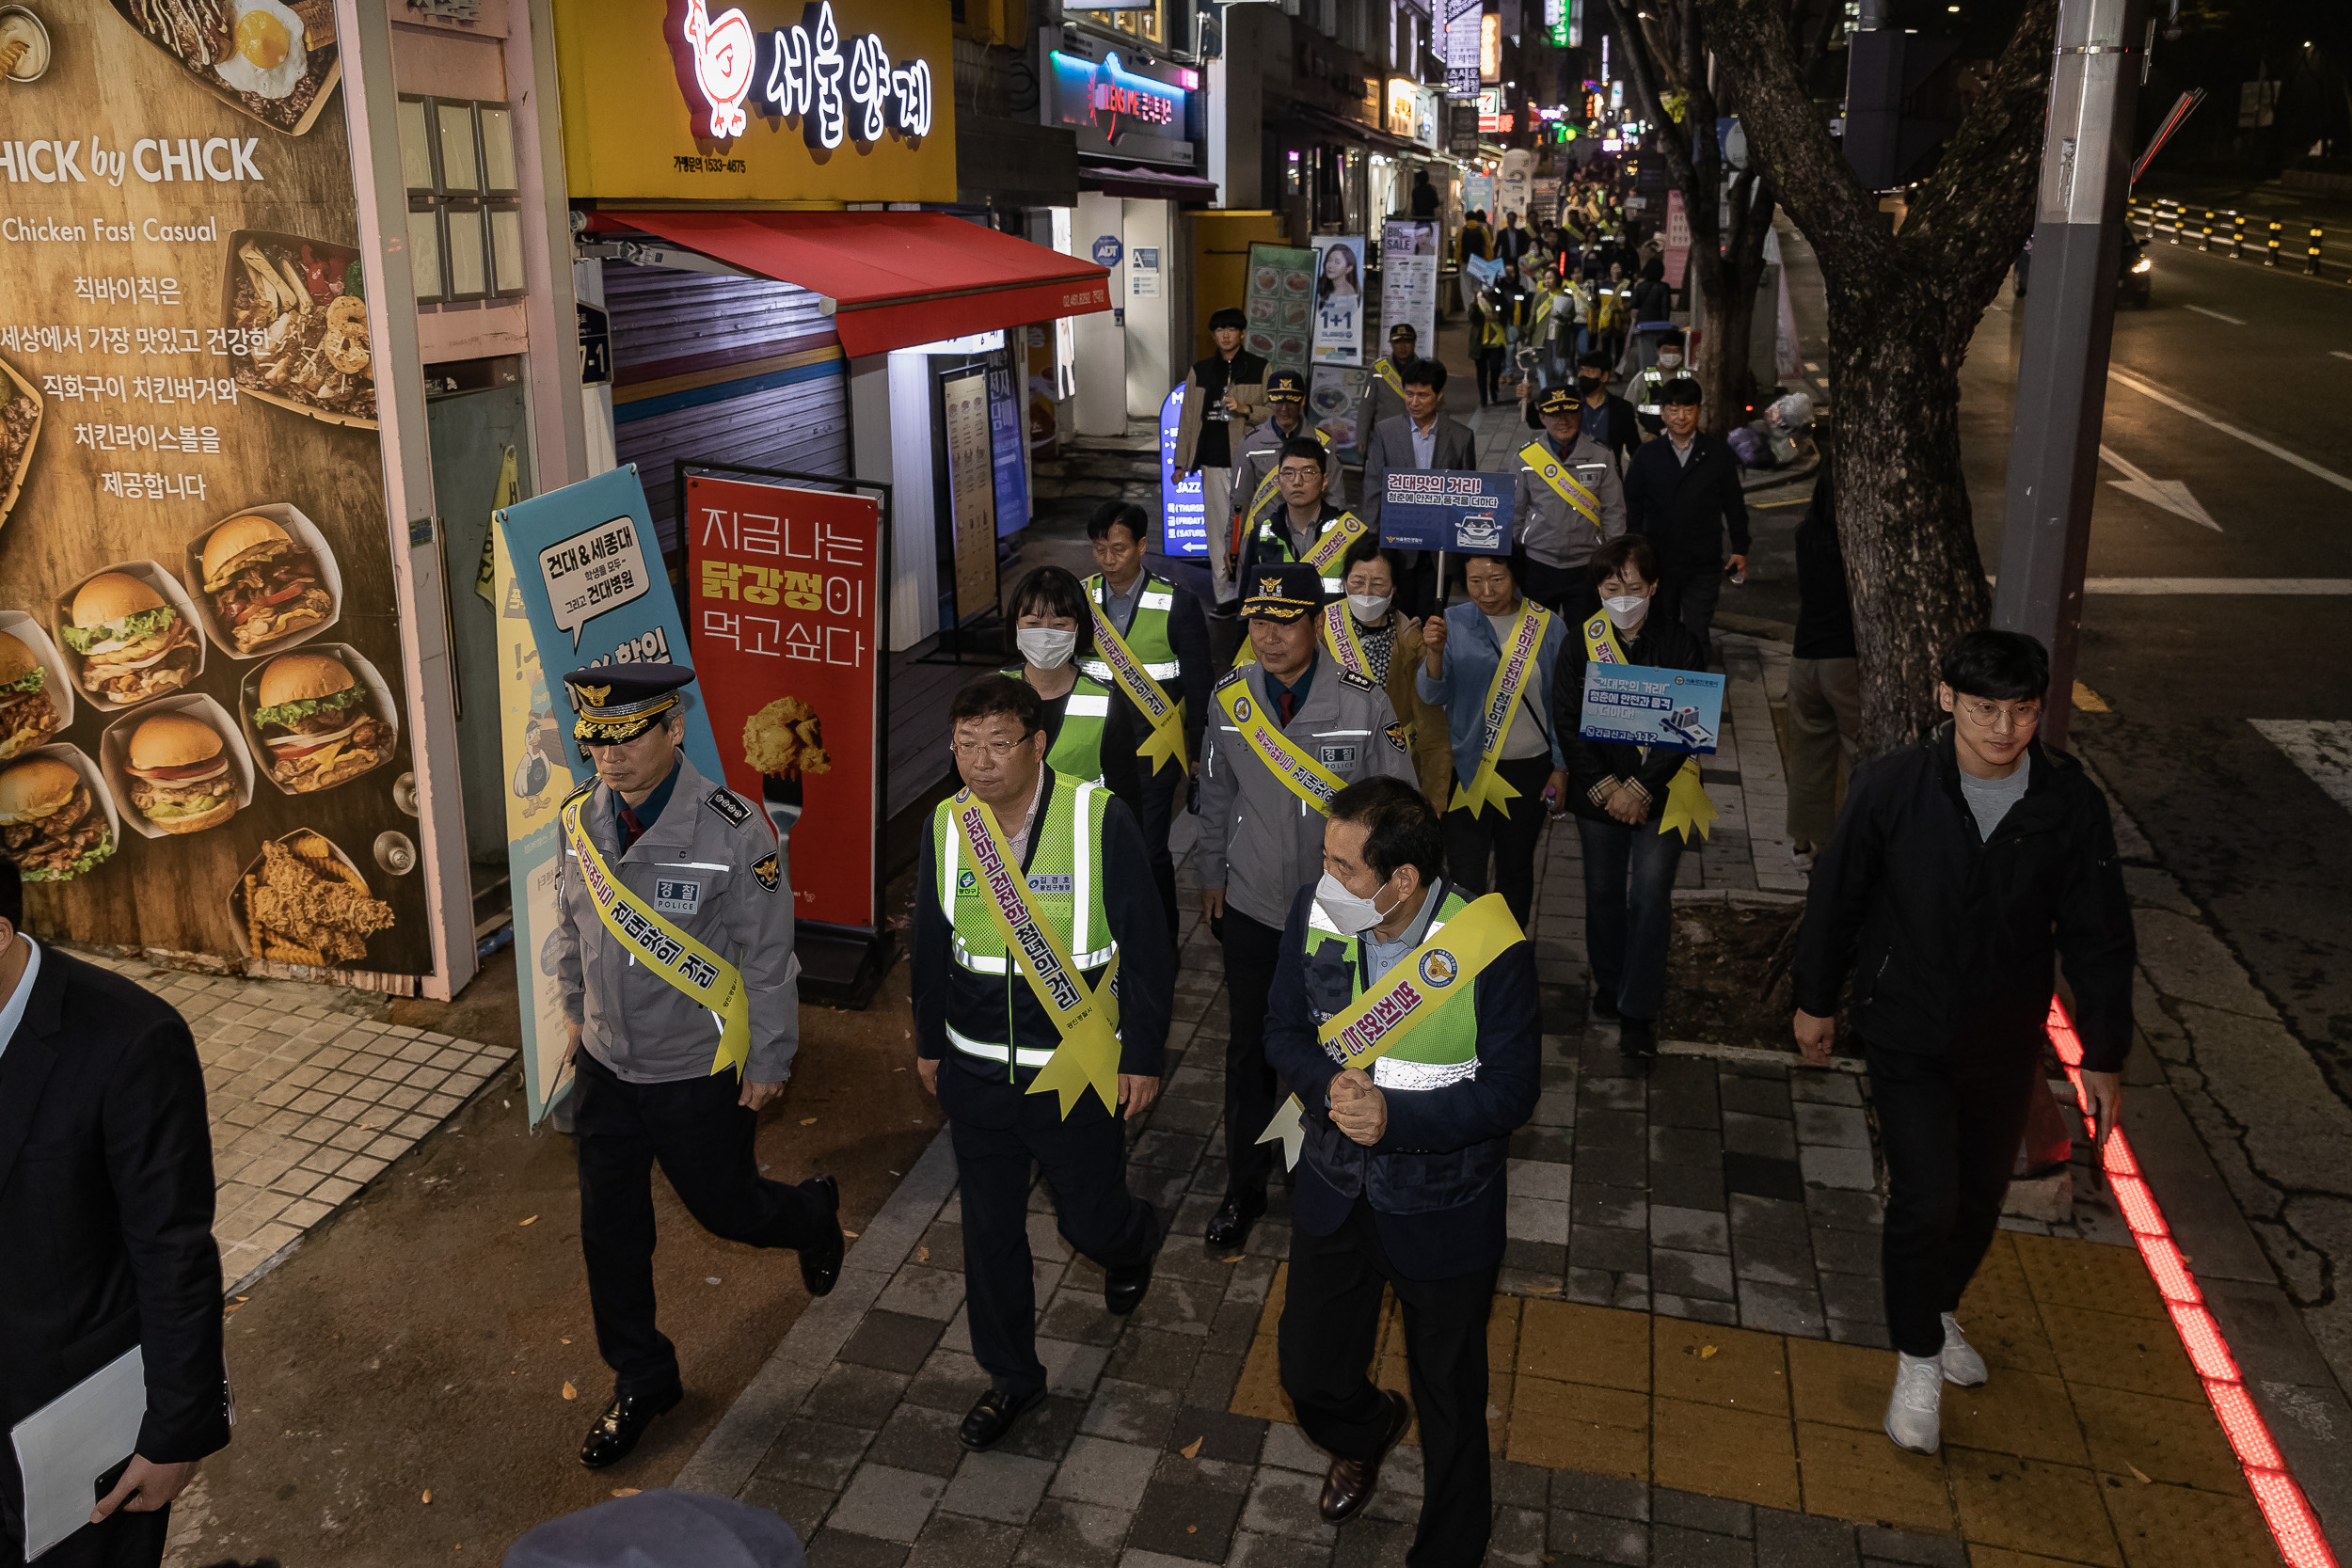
top-left (654, 879), bottom-right (703, 915)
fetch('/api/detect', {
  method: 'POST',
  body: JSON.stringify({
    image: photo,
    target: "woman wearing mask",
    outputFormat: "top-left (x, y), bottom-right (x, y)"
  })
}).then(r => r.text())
top-left (1549, 535), bottom-right (1708, 1069)
top-left (1417, 553), bottom-right (1568, 930)
top-left (1325, 539), bottom-right (1453, 813)
top-left (1001, 566), bottom-right (1140, 803)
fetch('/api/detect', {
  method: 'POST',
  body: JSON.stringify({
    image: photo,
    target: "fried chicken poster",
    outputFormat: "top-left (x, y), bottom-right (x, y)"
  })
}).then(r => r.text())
top-left (0, 7), bottom-right (430, 982)
top-left (682, 473), bottom-right (882, 934)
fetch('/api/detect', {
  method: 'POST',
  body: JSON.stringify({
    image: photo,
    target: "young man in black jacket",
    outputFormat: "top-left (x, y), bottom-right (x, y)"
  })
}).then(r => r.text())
top-left (1623, 379), bottom-right (1749, 662)
top-left (1790, 630), bottom-right (2135, 1457)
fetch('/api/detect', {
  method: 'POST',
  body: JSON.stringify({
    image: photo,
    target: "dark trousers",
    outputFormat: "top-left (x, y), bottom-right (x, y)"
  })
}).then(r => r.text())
top-left (945, 1072), bottom-right (1161, 1397)
top-left (1475, 347), bottom-right (1504, 404)
top-left (1220, 907), bottom-right (1288, 1208)
top-left (1279, 1198), bottom-right (1497, 1568)
top-left (1867, 1035), bottom-right (2043, 1358)
top-left (1127, 757), bottom-right (1184, 946)
top-left (1655, 564), bottom-right (1724, 663)
top-left (15, 1505), bottom-right (169, 1568)
top-left (1521, 559), bottom-right (1599, 625)
top-left (1577, 814), bottom-right (1685, 1021)
top-left (1442, 755), bottom-right (1556, 929)
top-left (573, 1052), bottom-right (834, 1398)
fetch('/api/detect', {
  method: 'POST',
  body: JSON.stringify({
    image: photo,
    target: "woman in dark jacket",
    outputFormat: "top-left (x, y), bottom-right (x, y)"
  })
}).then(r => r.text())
top-left (1549, 535), bottom-right (1707, 1066)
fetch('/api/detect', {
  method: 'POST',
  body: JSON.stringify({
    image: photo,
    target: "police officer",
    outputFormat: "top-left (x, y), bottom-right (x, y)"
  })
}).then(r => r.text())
top-left (1355, 323), bottom-right (1419, 451)
top-left (914, 675), bottom-right (1174, 1449)
top-left (1079, 502), bottom-right (1212, 943)
top-left (1232, 370), bottom-right (1342, 553)
top-left (1512, 385), bottom-right (1628, 621)
top-left (551, 663), bottom-right (843, 1470)
top-left (1196, 563), bottom-right (1417, 1246)
top-left (1263, 778), bottom-right (1540, 1562)
top-left (1632, 327), bottom-right (1689, 436)
top-left (1239, 437), bottom-right (1359, 596)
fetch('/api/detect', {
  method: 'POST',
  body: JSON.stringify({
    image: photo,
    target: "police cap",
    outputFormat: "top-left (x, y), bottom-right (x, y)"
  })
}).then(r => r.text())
top-left (1241, 562), bottom-right (1327, 624)
top-left (564, 662), bottom-right (694, 745)
top-left (1264, 369), bottom-right (1308, 403)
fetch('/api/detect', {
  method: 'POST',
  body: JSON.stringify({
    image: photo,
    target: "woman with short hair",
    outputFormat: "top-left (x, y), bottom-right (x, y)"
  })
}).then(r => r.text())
top-left (1000, 566), bottom-right (1138, 802)
top-left (1327, 538), bottom-right (1453, 814)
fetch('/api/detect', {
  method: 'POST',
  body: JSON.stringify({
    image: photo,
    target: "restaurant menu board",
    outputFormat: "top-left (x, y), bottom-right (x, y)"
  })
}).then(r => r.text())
top-left (1242, 243), bottom-right (1317, 383)
top-left (0, 5), bottom-right (432, 985)
top-left (683, 473), bottom-right (882, 934)
top-left (942, 368), bottom-right (996, 626)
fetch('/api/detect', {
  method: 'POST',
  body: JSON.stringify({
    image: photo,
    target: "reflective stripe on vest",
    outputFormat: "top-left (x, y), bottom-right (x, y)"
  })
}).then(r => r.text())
top-left (1003, 670), bottom-right (1114, 784)
top-left (1303, 889), bottom-right (1482, 1091)
top-left (1084, 573), bottom-right (1180, 677)
top-left (1256, 522), bottom-right (1346, 594)
top-left (935, 778), bottom-right (1118, 975)
top-left (946, 1022), bottom-right (1057, 1068)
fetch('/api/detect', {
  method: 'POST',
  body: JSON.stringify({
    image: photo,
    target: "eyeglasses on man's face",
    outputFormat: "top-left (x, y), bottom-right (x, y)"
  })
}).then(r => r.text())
top-left (1955, 696), bottom-right (2042, 733)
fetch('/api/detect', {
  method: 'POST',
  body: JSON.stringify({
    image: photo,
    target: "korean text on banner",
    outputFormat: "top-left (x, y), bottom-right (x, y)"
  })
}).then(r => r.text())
top-left (1310, 237), bottom-right (1367, 367)
top-left (1376, 470), bottom-right (1518, 554)
top-left (1159, 387), bottom-right (1207, 558)
top-left (988, 364), bottom-right (1031, 536)
top-left (1578, 663), bottom-right (1725, 754)
top-left (1380, 220), bottom-right (1440, 356)
top-left (684, 473), bottom-right (883, 934)
top-left (496, 465), bottom-right (729, 1126)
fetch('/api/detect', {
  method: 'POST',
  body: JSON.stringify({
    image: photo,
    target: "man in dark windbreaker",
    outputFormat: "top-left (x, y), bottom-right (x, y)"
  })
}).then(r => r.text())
top-left (1790, 629), bottom-right (2135, 1459)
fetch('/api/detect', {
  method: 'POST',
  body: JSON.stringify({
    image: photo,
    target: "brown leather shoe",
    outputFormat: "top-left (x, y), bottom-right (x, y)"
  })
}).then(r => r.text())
top-left (1319, 1389), bottom-right (1411, 1524)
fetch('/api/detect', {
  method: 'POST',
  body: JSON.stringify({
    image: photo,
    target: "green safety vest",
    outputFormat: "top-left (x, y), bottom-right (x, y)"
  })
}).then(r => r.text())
top-left (1303, 886), bottom-right (1484, 1089)
top-left (1003, 667), bottom-right (1113, 782)
top-left (1251, 515), bottom-right (1348, 594)
top-left (930, 777), bottom-right (1119, 1069)
top-left (1079, 573), bottom-right (1184, 685)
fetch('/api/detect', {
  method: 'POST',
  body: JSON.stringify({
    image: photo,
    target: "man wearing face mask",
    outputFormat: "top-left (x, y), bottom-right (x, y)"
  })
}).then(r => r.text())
top-left (1196, 563), bottom-right (1418, 1248)
top-left (1325, 538), bottom-right (1452, 814)
top-left (1574, 349), bottom-right (1640, 477)
top-left (1232, 372), bottom-right (1343, 564)
top-left (1625, 378), bottom-right (1749, 663)
top-left (1512, 387), bottom-right (1627, 622)
top-left (1631, 328), bottom-right (1688, 436)
top-left (1261, 778), bottom-right (1540, 1560)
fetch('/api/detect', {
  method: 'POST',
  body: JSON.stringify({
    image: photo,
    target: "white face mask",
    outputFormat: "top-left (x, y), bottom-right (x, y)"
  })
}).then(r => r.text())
top-left (1313, 869), bottom-right (1398, 937)
top-left (1603, 594), bottom-right (1650, 629)
top-left (1656, 352), bottom-right (1682, 369)
top-left (1017, 626), bottom-right (1078, 670)
top-left (1347, 593), bottom-right (1392, 624)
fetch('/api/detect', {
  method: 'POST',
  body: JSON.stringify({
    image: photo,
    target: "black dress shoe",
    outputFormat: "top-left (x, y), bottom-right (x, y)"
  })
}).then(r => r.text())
top-left (1319, 1389), bottom-right (1412, 1523)
top-left (1105, 1206), bottom-right (1162, 1315)
top-left (579, 1386), bottom-right (681, 1469)
top-left (800, 1175), bottom-right (844, 1297)
top-left (1591, 987), bottom-right (1621, 1022)
top-left (959, 1386), bottom-right (1046, 1450)
top-left (1619, 1016), bottom-right (1658, 1071)
top-left (1205, 1196), bottom-right (1264, 1250)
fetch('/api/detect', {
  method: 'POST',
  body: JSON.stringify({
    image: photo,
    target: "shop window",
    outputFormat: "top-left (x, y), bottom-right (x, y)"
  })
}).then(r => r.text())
top-left (1072, 0), bottom-right (1164, 46)
top-left (397, 95), bottom-right (527, 304)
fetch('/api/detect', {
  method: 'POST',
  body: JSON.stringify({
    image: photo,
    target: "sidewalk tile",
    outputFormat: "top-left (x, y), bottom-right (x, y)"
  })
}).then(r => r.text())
top-left (1724, 1112), bottom-right (1801, 1161)
top-left (867, 1403), bottom-right (968, 1478)
top-left (1752, 1506), bottom-right (1857, 1568)
top-left (1851, 1524), bottom-right (1965, 1565)
top-left (1653, 1397), bottom-right (1799, 1511)
top-left (1944, 1450), bottom-right (2117, 1565)
top-left (1656, 1486), bottom-right (1755, 1538)
top-left (1654, 1323), bottom-right (1790, 1416)
top-left (1549, 1508), bottom-right (1649, 1564)
top-left (1647, 1523), bottom-right (1751, 1567)
top-left (2038, 1305), bottom-right (2202, 1402)
top-left (1942, 1370), bottom-right (2090, 1467)
top-left (809, 1363), bottom-right (914, 1427)
top-left (1123, 1479), bottom-right (1244, 1561)
top-left (1652, 1249), bottom-right (1736, 1302)
top-left (2069, 1384), bottom-right (2242, 1492)
top-left (832, 1461), bottom-right (947, 1544)
top-left (1238, 1468), bottom-right (1334, 1543)
top-left (1017, 1497), bottom-right (1131, 1566)
top-left (1790, 1420), bottom-right (1950, 1534)
top-left (1518, 1299), bottom-right (1651, 1392)
top-left (1732, 1233), bottom-right (1815, 1288)
top-left (1083, 1380), bottom-right (1181, 1448)
top-left (1792, 1104), bottom-right (1870, 1150)
top-left (941, 1449), bottom-right (1056, 1525)
top-left (2098, 1468), bottom-right (2274, 1568)
top-left (842, 1309), bottom-right (950, 1374)
top-left (1798, 1148), bottom-right (1874, 1192)
top-left (1508, 1376), bottom-right (1648, 1478)
top-left (737, 1478), bottom-right (833, 1541)
top-left (1052, 1435), bottom-right (1165, 1507)
top-left (906, 1513), bottom-right (1019, 1568)
top-left (1652, 1206), bottom-right (1732, 1254)
top-left (1738, 1284), bottom-right (1824, 1338)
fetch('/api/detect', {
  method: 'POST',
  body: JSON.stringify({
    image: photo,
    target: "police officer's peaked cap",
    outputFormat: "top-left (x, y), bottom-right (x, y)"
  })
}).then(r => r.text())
top-left (1537, 386), bottom-right (1582, 417)
top-left (564, 661), bottom-right (695, 744)
top-left (1240, 562), bottom-right (1327, 624)
top-left (1265, 370), bottom-right (1309, 403)
top-left (1388, 322), bottom-right (1418, 341)
top-left (503, 1489), bottom-right (805, 1568)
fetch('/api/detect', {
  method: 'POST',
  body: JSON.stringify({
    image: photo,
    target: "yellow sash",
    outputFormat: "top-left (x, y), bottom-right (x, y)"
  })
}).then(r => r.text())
top-left (1087, 598), bottom-right (1187, 777)
top-left (1258, 893), bottom-right (1524, 1168)
top-left (1376, 358), bottom-right (1406, 397)
top-left (1581, 615), bottom-right (1717, 843)
top-left (949, 789), bottom-right (1123, 1118)
top-left (1301, 511), bottom-right (1369, 576)
top-left (1321, 601), bottom-right (1375, 681)
top-left (561, 794), bottom-right (752, 1077)
top-left (1449, 601), bottom-right (1552, 820)
top-left (1518, 440), bottom-right (1601, 531)
top-left (1216, 673), bottom-right (1348, 815)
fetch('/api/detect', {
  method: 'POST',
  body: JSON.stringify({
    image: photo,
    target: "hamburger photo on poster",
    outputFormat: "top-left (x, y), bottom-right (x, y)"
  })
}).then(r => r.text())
top-left (0, 632), bottom-right (63, 761)
top-left (0, 753), bottom-right (116, 883)
top-left (250, 650), bottom-right (392, 794)
top-left (61, 571), bottom-right (202, 706)
top-left (123, 711), bottom-right (242, 836)
top-left (199, 513), bottom-right (335, 654)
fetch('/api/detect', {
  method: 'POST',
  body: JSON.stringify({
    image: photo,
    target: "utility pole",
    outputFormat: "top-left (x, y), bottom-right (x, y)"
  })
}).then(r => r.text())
top-left (1993, 0), bottom-right (2149, 749)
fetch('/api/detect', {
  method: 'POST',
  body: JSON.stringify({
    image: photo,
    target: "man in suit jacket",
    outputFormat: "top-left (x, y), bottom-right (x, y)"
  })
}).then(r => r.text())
top-left (1573, 348), bottom-right (1641, 475)
top-left (1359, 358), bottom-right (1478, 617)
top-left (1264, 779), bottom-right (1539, 1565)
top-left (0, 863), bottom-right (229, 1567)
top-left (1623, 378), bottom-right (1750, 661)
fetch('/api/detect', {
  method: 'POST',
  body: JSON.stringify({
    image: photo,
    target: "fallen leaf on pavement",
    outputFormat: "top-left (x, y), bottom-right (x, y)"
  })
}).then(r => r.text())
top-left (1219, 1255), bottom-right (1245, 1264)
top-left (1180, 1437), bottom-right (1203, 1459)
top-left (561, 1338), bottom-right (571, 1345)
top-left (517, 1215), bottom-right (538, 1227)
top-left (421, 1490), bottom-right (432, 1504)
top-left (612, 1488), bottom-right (641, 1498)
top-left (562, 1381), bottom-right (578, 1401)
top-left (1186, 1526), bottom-right (1198, 1534)
top-left (800, 1117), bottom-right (817, 1126)
top-left (917, 1246), bottom-right (930, 1262)
top-left (2128, 1463), bottom-right (2153, 1484)
top-left (1699, 1346), bottom-right (1719, 1359)
top-left (844, 1230), bottom-right (859, 1239)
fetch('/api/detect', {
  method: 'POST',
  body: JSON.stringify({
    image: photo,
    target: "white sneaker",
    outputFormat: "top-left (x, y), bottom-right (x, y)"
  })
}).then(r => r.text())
top-left (1883, 1352), bottom-right (1943, 1454)
top-left (1940, 1313), bottom-right (1988, 1386)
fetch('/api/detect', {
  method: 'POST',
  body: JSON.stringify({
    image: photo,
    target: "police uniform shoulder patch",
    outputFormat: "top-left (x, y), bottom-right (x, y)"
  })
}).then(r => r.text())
top-left (1384, 720), bottom-right (1410, 753)
top-left (1216, 664), bottom-right (1249, 691)
top-left (704, 787), bottom-right (752, 829)
top-left (562, 776), bottom-right (598, 808)
top-left (1338, 668), bottom-right (1375, 691)
top-left (752, 851), bottom-right (781, 892)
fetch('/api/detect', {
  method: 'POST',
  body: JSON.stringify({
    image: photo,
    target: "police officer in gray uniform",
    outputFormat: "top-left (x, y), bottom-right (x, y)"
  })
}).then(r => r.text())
top-left (1512, 385), bottom-right (1628, 621)
top-left (1196, 564), bottom-right (1419, 1246)
top-left (550, 663), bottom-right (844, 1470)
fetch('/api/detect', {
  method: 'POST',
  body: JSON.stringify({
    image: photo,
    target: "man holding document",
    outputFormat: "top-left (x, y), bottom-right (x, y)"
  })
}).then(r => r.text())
top-left (0, 863), bottom-right (230, 1566)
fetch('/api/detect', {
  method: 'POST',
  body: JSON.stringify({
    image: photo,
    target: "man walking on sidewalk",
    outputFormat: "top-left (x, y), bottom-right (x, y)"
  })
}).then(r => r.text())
top-left (1623, 379), bottom-right (1748, 662)
top-left (1789, 630), bottom-right (2135, 1456)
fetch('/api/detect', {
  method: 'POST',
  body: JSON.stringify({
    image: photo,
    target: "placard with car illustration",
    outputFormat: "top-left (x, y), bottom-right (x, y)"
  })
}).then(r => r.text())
top-left (0, 0), bottom-right (429, 986)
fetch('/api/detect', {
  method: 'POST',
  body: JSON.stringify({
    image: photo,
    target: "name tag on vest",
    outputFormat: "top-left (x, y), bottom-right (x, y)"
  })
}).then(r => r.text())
top-left (1027, 873), bottom-right (1074, 895)
top-left (653, 879), bottom-right (702, 915)
top-left (1318, 745), bottom-right (1358, 768)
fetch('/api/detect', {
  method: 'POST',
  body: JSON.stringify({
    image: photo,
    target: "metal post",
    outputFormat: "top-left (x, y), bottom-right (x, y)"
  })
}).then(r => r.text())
top-left (2266, 219), bottom-right (2282, 266)
top-left (2309, 226), bottom-right (2326, 277)
top-left (1994, 0), bottom-right (2147, 751)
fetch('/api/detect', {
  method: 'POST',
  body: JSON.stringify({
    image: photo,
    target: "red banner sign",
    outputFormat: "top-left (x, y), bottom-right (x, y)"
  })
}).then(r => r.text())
top-left (684, 473), bottom-right (882, 932)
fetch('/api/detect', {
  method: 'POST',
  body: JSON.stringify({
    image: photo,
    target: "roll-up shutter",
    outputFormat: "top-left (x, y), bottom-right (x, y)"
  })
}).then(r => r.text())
top-left (603, 261), bottom-right (850, 557)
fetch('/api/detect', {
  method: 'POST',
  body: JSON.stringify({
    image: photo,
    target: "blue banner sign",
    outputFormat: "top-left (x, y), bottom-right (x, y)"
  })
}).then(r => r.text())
top-left (1578, 662), bottom-right (1725, 754)
top-left (1159, 385), bottom-right (1207, 557)
top-left (1376, 468), bottom-right (1517, 552)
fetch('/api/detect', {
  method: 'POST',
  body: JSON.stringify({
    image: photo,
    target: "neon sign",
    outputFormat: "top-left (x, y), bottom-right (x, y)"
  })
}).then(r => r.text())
top-left (1049, 49), bottom-right (1185, 146)
top-left (667, 0), bottom-right (934, 152)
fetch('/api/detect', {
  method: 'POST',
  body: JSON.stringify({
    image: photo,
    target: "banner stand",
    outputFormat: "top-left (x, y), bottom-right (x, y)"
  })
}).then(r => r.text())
top-left (675, 461), bottom-right (898, 1007)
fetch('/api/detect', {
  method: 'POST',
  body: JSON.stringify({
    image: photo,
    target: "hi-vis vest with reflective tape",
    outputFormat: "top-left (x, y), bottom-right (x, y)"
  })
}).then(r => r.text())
top-left (932, 778), bottom-right (1119, 1069)
top-left (1003, 667), bottom-right (1112, 781)
top-left (1079, 573), bottom-right (1183, 686)
top-left (1306, 886), bottom-right (1482, 1091)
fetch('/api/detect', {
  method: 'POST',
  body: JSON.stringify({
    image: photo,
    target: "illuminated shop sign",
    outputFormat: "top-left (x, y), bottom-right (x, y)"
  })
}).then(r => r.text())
top-left (1049, 49), bottom-right (1185, 143)
top-left (668, 0), bottom-right (935, 151)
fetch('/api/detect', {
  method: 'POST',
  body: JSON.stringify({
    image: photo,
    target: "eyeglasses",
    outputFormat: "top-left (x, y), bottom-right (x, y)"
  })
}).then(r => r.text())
top-left (1955, 696), bottom-right (2042, 732)
top-left (949, 736), bottom-right (1031, 761)
top-left (1278, 467), bottom-right (1322, 483)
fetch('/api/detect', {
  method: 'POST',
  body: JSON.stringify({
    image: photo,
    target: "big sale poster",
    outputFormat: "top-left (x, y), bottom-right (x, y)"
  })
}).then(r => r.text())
top-left (681, 473), bottom-right (883, 935)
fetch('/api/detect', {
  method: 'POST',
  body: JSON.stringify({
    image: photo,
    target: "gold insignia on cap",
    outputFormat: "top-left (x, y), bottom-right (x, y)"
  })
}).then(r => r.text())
top-left (1259, 577), bottom-right (1284, 596)
top-left (575, 682), bottom-right (612, 706)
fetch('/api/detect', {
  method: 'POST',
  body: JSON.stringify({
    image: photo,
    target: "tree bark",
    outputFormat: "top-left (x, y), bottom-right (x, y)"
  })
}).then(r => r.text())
top-left (1703, 0), bottom-right (2058, 753)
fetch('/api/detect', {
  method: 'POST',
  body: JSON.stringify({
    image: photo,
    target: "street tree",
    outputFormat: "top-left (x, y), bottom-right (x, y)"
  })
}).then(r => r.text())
top-left (1703, 0), bottom-right (2060, 752)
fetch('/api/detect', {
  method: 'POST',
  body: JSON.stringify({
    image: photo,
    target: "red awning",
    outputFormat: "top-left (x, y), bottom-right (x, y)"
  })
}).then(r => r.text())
top-left (600, 210), bottom-right (1112, 358)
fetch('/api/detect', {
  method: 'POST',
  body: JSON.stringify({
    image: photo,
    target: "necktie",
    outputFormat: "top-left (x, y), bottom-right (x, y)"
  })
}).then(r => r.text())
top-left (1277, 689), bottom-right (1296, 726)
top-left (618, 806), bottom-right (644, 851)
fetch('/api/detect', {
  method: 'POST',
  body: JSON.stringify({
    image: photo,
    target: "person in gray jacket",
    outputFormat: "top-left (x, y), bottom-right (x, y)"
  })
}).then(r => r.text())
top-left (1511, 385), bottom-right (1627, 622)
top-left (550, 663), bottom-right (843, 1471)
top-left (1359, 358), bottom-right (1480, 617)
top-left (1195, 564), bottom-right (1418, 1248)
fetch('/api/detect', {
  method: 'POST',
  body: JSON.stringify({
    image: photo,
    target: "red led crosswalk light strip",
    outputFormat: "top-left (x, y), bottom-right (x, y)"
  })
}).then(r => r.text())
top-left (2044, 1000), bottom-right (2339, 1567)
